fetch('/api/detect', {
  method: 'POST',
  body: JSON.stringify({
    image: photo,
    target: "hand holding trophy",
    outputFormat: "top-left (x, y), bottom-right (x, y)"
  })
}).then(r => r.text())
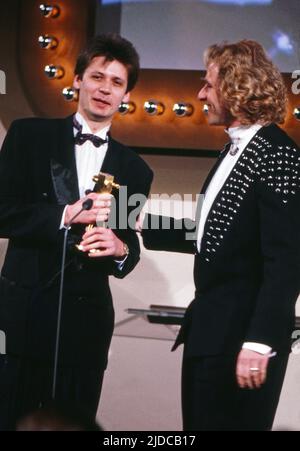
top-left (91, 172), bottom-right (120, 228)
top-left (77, 172), bottom-right (120, 254)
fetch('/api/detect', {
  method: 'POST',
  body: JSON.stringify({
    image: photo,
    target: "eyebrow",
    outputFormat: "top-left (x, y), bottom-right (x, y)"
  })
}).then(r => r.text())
top-left (113, 76), bottom-right (125, 83)
top-left (90, 70), bottom-right (103, 75)
top-left (90, 71), bottom-right (125, 82)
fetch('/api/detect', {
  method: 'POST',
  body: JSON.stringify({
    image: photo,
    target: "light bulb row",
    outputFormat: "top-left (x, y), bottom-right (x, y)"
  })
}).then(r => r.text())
top-left (61, 93), bottom-right (197, 117)
top-left (59, 92), bottom-right (300, 121)
top-left (38, 5), bottom-right (300, 121)
top-left (120, 100), bottom-right (195, 117)
top-left (39, 4), bottom-right (64, 82)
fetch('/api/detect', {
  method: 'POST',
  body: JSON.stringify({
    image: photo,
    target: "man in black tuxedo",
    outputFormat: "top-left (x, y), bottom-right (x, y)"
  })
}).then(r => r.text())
top-left (0, 34), bottom-right (153, 429)
top-left (140, 40), bottom-right (300, 430)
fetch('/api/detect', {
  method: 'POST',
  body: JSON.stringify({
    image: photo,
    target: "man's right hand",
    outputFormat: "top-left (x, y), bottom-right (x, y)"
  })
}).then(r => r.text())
top-left (64, 193), bottom-right (112, 226)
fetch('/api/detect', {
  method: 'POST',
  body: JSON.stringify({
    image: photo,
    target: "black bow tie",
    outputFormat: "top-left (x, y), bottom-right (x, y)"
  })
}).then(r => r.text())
top-left (73, 116), bottom-right (108, 148)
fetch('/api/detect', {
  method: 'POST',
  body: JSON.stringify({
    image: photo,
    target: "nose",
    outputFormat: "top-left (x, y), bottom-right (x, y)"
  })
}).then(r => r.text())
top-left (99, 79), bottom-right (111, 94)
top-left (197, 86), bottom-right (206, 101)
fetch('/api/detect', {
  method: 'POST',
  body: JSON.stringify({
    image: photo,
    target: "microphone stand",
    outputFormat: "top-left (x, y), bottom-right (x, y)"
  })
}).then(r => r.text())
top-left (52, 198), bottom-right (93, 399)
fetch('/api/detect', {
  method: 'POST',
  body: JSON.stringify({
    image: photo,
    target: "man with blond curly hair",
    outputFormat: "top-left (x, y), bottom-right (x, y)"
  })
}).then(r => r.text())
top-left (140, 40), bottom-right (300, 430)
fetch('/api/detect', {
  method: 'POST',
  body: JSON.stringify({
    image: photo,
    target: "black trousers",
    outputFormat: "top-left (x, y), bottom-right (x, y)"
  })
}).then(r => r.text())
top-left (182, 351), bottom-right (289, 431)
top-left (0, 354), bottom-right (104, 431)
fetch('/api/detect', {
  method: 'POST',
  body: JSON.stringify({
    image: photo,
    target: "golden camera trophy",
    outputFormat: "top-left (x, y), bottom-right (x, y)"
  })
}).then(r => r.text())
top-left (77, 172), bottom-right (120, 253)
top-left (90, 172), bottom-right (120, 228)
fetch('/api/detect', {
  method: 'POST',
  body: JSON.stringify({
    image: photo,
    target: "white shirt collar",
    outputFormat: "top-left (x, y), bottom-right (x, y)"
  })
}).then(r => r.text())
top-left (74, 112), bottom-right (110, 141)
top-left (225, 123), bottom-right (262, 147)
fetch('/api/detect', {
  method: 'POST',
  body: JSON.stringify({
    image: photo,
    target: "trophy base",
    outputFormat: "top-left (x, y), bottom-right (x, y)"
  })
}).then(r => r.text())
top-left (75, 220), bottom-right (107, 253)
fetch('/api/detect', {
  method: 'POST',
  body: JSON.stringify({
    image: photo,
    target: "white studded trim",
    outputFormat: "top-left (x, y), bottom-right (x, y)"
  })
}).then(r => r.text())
top-left (202, 137), bottom-right (300, 262)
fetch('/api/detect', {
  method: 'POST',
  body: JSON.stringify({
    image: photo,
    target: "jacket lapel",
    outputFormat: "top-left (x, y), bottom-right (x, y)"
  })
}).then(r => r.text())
top-left (90, 137), bottom-right (123, 193)
top-left (200, 142), bottom-right (231, 194)
top-left (50, 115), bottom-right (80, 205)
top-left (100, 137), bottom-right (121, 179)
top-left (200, 127), bottom-right (269, 261)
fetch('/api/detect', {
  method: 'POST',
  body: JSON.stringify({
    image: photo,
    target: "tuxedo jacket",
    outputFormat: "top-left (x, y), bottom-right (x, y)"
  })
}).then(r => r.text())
top-left (0, 116), bottom-right (153, 369)
top-left (142, 124), bottom-right (300, 357)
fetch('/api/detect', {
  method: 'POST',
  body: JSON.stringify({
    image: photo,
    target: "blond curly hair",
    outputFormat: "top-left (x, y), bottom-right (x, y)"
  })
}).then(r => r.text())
top-left (204, 40), bottom-right (287, 124)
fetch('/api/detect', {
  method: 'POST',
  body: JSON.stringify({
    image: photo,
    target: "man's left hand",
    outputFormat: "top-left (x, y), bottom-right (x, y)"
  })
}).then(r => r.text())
top-left (236, 349), bottom-right (270, 389)
top-left (79, 227), bottom-right (126, 258)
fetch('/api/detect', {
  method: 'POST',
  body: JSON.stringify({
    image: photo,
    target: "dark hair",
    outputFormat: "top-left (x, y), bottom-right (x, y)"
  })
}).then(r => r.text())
top-left (75, 33), bottom-right (140, 92)
top-left (16, 401), bottom-right (103, 431)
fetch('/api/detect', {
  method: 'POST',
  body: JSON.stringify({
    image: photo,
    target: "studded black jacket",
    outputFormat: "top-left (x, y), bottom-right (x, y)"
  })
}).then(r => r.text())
top-left (142, 123), bottom-right (300, 356)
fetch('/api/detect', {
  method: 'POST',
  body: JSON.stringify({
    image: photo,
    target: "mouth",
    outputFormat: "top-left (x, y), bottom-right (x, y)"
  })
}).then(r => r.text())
top-left (92, 98), bottom-right (111, 107)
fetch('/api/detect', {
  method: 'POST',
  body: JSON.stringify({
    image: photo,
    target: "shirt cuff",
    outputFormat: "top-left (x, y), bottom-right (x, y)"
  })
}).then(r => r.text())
top-left (242, 342), bottom-right (272, 355)
top-left (60, 206), bottom-right (69, 229)
top-left (114, 254), bottom-right (128, 271)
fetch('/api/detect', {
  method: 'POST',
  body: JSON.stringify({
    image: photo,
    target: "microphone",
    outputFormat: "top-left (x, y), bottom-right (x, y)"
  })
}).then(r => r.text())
top-left (82, 197), bottom-right (93, 210)
top-left (65, 197), bottom-right (93, 228)
top-left (52, 198), bottom-right (93, 399)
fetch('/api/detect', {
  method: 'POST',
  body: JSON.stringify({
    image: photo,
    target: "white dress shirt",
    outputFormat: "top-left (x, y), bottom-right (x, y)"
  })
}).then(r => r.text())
top-left (60, 112), bottom-right (109, 227)
top-left (74, 112), bottom-right (110, 198)
top-left (59, 113), bottom-right (127, 268)
top-left (196, 123), bottom-right (273, 355)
